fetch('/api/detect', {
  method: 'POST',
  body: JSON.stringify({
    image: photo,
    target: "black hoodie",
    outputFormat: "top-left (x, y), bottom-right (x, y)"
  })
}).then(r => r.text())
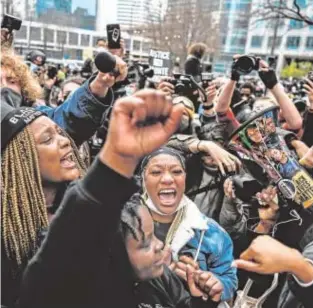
top-left (19, 158), bottom-right (218, 308)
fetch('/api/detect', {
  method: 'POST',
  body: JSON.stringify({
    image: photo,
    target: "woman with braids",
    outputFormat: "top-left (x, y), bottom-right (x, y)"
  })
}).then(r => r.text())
top-left (140, 148), bottom-right (238, 304)
top-left (19, 90), bottom-right (217, 308)
top-left (1, 104), bottom-right (86, 307)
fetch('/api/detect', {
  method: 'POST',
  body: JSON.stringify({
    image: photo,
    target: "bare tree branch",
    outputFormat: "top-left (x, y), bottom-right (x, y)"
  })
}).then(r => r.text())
top-left (252, 0), bottom-right (313, 26)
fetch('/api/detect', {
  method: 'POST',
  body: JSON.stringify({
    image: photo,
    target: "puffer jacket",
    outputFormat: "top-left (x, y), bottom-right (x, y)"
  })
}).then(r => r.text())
top-left (166, 198), bottom-right (238, 301)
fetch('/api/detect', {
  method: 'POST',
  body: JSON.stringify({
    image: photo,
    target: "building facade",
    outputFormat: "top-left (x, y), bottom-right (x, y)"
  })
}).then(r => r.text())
top-left (13, 20), bottom-right (151, 63)
top-left (213, 0), bottom-right (253, 73)
top-left (36, 0), bottom-right (72, 16)
top-left (245, 0), bottom-right (313, 73)
top-left (95, 0), bottom-right (164, 32)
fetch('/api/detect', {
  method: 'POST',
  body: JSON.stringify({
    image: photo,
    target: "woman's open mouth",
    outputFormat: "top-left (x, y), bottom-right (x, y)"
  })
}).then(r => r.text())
top-left (60, 152), bottom-right (76, 169)
top-left (158, 189), bottom-right (177, 205)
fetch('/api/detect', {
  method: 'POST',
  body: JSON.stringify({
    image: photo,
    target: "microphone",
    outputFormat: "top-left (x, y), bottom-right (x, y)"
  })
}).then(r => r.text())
top-left (94, 51), bottom-right (119, 77)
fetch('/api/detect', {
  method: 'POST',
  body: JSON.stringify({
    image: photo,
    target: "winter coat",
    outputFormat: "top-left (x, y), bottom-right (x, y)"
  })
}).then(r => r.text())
top-left (164, 199), bottom-right (238, 301)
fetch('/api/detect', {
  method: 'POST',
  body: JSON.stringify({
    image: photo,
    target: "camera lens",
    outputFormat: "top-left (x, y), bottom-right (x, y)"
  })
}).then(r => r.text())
top-left (235, 56), bottom-right (256, 75)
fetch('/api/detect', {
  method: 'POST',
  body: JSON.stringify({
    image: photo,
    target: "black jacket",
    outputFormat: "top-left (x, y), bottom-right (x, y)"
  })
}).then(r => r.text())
top-left (138, 267), bottom-right (218, 308)
top-left (20, 158), bottom-right (139, 308)
top-left (19, 159), bottom-right (218, 308)
top-left (302, 110), bottom-right (313, 147)
top-left (278, 223), bottom-right (313, 308)
top-left (184, 56), bottom-right (202, 82)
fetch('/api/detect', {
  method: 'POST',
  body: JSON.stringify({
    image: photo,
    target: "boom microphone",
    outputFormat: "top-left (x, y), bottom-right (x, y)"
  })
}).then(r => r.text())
top-left (94, 51), bottom-right (119, 76)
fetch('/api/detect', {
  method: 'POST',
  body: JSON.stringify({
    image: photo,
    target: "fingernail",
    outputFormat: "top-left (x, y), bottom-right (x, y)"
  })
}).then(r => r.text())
top-left (231, 261), bottom-right (237, 268)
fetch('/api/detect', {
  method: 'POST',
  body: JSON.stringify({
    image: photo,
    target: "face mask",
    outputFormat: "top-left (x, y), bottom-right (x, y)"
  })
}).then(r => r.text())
top-left (178, 117), bottom-right (190, 133)
top-left (1, 87), bottom-right (23, 108)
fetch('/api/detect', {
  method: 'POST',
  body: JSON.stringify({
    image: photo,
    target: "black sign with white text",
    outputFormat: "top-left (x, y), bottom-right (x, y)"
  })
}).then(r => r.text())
top-left (149, 49), bottom-right (171, 81)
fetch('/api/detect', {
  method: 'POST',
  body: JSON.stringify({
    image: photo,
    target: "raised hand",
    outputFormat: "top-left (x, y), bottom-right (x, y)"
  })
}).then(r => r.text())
top-left (100, 89), bottom-right (184, 177)
top-left (199, 141), bottom-right (242, 175)
top-left (90, 55), bottom-right (128, 96)
top-left (157, 79), bottom-right (175, 97)
top-left (108, 38), bottom-right (125, 58)
top-left (204, 84), bottom-right (217, 105)
top-left (299, 145), bottom-right (313, 169)
top-left (256, 186), bottom-right (279, 221)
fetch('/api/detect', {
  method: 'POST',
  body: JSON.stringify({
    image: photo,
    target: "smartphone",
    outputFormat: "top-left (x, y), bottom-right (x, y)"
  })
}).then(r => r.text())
top-left (106, 24), bottom-right (121, 49)
top-left (1, 14), bottom-right (22, 32)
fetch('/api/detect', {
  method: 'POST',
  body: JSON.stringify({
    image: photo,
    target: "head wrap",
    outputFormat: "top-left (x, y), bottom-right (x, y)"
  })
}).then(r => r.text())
top-left (1, 106), bottom-right (43, 150)
top-left (140, 147), bottom-right (186, 174)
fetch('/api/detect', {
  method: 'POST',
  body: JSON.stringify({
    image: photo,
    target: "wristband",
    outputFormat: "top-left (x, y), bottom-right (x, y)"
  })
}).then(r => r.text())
top-left (202, 104), bottom-right (214, 110)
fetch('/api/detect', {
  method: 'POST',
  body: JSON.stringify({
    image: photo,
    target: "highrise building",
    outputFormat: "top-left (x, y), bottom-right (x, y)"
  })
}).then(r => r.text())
top-left (95, 0), bottom-right (164, 32)
top-left (36, 0), bottom-right (72, 16)
top-left (213, 0), bottom-right (252, 73)
top-left (245, 0), bottom-right (313, 73)
top-left (1, 0), bottom-right (37, 19)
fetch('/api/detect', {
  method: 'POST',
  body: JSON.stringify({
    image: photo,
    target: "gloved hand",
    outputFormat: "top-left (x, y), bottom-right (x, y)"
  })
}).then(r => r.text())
top-left (258, 68), bottom-right (278, 89)
top-left (230, 60), bottom-right (241, 82)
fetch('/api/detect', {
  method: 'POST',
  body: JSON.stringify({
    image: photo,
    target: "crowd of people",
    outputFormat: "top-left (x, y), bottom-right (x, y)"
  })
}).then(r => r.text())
top-left (1, 26), bottom-right (313, 308)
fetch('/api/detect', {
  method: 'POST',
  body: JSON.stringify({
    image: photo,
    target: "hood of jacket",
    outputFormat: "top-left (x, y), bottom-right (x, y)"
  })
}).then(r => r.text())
top-left (170, 197), bottom-right (208, 260)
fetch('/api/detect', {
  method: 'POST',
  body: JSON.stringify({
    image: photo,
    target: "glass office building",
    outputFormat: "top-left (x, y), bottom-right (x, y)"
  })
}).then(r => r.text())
top-left (213, 0), bottom-right (252, 73)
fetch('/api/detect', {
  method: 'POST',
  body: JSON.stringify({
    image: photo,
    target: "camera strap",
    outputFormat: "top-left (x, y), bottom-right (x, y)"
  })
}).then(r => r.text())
top-left (187, 181), bottom-right (221, 198)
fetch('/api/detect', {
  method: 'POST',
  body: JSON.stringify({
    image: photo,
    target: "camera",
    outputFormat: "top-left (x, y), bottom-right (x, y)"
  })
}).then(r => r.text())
top-left (1, 14), bottom-right (22, 33)
top-left (233, 55), bottom-right (259, 75)
top-left (201, 72), bottom-right (214, 89)
top-left (231, 173), bottom-right (264, 203)
top-left (308, 71), bottom-right (313, 82)
top-left (167, 74), bottom-right (198, 97)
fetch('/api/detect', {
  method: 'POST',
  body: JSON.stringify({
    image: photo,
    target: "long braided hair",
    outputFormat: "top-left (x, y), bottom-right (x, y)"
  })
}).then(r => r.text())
top-left (1, 126), bottom-right (86, 271)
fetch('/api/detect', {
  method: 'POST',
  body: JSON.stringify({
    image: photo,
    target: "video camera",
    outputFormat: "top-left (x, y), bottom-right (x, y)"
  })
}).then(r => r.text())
top-left (128, 62), bottom-right (154, 89)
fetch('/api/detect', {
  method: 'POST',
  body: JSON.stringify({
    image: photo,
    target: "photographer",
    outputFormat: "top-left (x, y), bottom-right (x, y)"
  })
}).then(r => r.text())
top-left (216, 56), bottom-right (303, 131)
top-left (240, 82), bottom-right (255, 101)
top-left (184, 43), bottom-right (207, 82)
